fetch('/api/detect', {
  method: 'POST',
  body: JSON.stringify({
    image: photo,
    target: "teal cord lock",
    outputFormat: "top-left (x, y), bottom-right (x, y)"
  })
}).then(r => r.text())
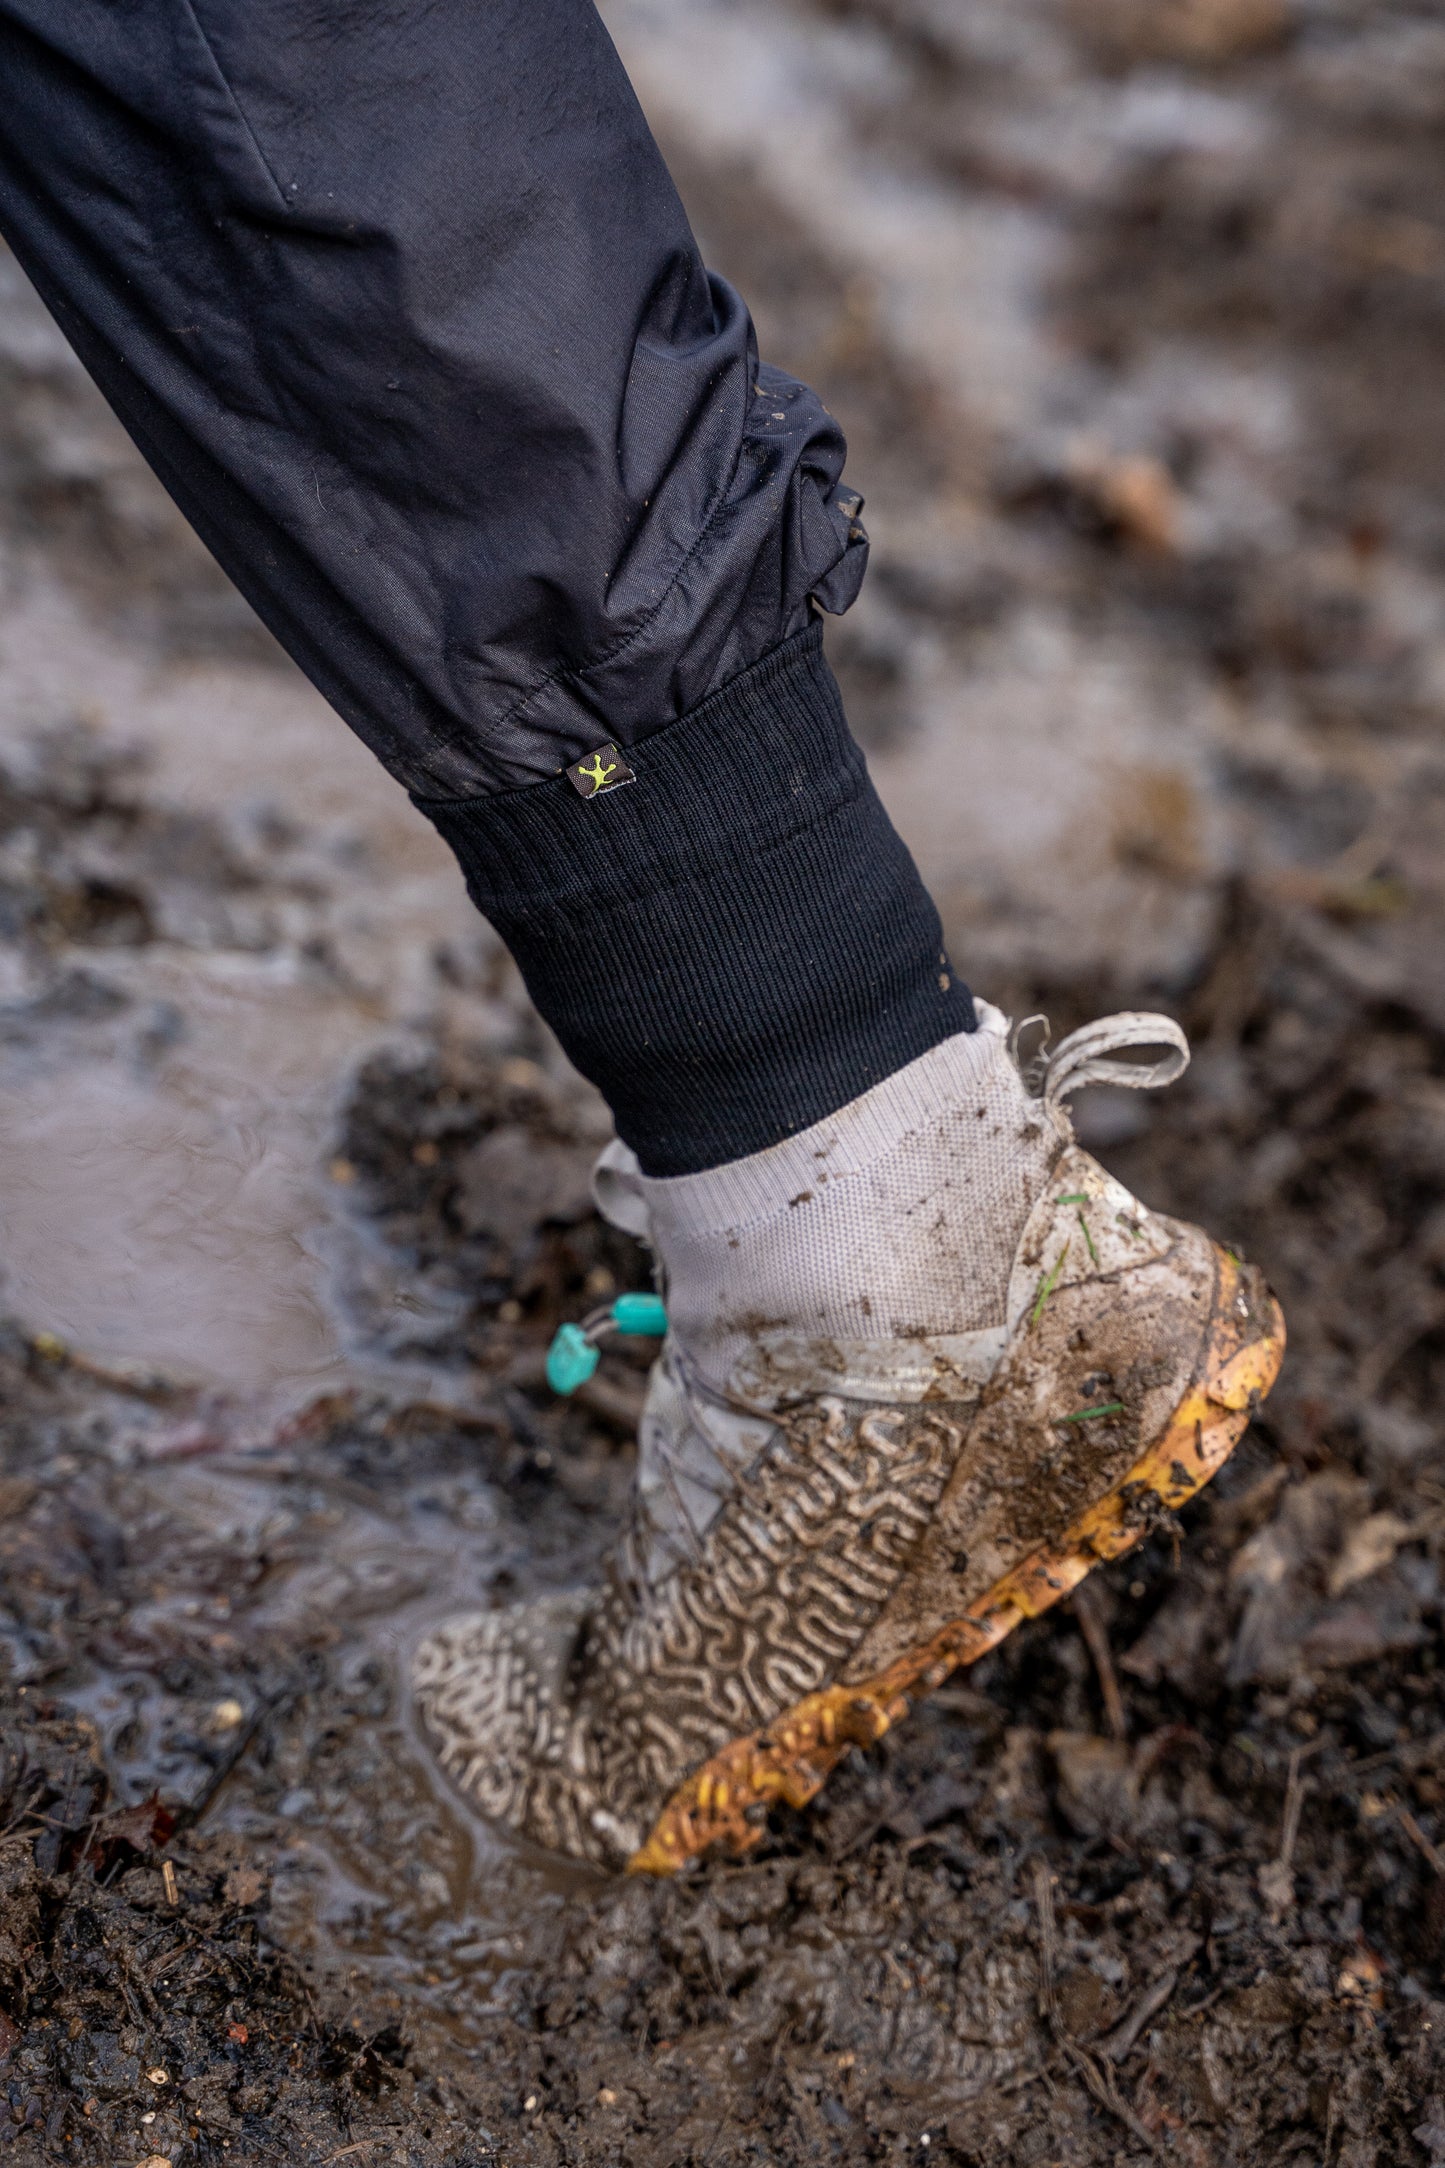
top-left (545, 1291), bottom-right (667, 1396)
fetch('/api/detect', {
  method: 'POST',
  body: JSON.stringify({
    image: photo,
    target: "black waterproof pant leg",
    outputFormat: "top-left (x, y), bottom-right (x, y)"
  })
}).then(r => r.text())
top-left (0, 0), bottom-right (975, 1173)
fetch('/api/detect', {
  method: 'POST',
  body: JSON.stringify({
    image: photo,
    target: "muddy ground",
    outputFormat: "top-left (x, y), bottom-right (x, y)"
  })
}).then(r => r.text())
top-left (2, 0), bottom-right (1445, 2162)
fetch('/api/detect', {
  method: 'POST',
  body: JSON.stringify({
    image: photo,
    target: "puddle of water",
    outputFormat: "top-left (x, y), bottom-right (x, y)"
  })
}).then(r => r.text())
top-left (54, 1433), bottom-right (608, 2027)
top-left (0, 566), bottom-right (527, 1397)
top-left (0, 993), bottom-right (352, 1392)
top-left (0, 550), bottom-right (613, 2018)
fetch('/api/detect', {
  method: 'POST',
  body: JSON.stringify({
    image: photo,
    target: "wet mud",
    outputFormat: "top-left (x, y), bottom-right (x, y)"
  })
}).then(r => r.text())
top-left (3, 903), bottom-right (1444, 2164)
top-left (2, 0), bottom-right (1445, 2161)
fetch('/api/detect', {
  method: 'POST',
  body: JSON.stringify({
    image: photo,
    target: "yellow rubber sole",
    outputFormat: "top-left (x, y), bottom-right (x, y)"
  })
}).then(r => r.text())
top-left (627, 1250), bottom-right (1284, 1875)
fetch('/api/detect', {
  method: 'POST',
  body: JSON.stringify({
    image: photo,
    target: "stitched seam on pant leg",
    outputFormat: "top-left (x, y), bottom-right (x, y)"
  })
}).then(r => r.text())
top-left (177, 0), bottom-right (292, 213)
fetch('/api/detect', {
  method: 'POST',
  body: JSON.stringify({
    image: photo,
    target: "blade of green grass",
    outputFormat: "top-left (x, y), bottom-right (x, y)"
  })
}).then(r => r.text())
top-left (1030, 1237), bottom-right (1070, 1326)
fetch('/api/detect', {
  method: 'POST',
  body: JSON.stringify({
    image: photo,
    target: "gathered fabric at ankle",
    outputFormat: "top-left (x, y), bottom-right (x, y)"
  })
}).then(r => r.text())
top-left (417, 628), bottom-right (976, 1175)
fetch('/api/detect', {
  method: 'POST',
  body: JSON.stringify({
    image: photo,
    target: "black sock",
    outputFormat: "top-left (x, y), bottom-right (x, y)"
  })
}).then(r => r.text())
top-left (414, 625), bottom-right (975, 1177)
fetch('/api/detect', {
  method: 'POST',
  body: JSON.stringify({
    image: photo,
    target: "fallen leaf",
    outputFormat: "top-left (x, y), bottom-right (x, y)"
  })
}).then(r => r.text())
top-left (1048, 1731), bottom-right (1140, 1838)
top-left (84, 1793), bottom-right (176, 1874)
top-left (1328, 1512), bottom-right (1413, 1597)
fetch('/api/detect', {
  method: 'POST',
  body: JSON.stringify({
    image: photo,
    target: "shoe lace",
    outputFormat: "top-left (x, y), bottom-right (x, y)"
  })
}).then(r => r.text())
top-left (1009, 1009), bottom-right (1189, 1107)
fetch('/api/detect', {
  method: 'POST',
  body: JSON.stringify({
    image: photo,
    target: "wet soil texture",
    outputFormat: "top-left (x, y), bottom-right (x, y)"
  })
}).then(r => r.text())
top-left (2, 0), bottom-right (1445, 2163)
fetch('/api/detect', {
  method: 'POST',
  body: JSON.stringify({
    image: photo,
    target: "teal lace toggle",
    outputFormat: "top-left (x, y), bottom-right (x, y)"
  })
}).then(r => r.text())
top-left (544, 1292), bottom-right (667, 1395)
top-left (545, 1321), bottom-right (600, 1395)
top-left (611, 1291), bottom-right (667, 1336)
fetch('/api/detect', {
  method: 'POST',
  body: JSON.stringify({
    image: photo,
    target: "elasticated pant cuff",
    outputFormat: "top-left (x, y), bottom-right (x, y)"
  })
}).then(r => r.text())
top-left (414, 626), bottom-right (975, 1175)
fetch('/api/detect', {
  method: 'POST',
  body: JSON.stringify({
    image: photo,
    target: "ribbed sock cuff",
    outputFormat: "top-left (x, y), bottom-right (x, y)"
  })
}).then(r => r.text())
top-left (414, 625), bottom-right (975, 1175)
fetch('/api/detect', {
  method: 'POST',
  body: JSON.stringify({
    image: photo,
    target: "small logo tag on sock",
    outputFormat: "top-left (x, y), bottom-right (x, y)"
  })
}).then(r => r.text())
top-left (567, 744), bottom-right (636, 799)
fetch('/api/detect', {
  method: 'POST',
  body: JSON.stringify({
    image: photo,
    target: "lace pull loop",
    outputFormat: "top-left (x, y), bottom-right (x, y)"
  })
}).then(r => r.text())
top-left (1042, 1011), bottom-right (1189, 1108)
top-left (1008, 1013), bottom-right (1052, 1096)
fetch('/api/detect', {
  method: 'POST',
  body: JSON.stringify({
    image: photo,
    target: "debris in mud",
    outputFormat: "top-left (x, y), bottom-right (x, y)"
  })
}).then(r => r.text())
top-left (1, 0), bottom-right (1444, 2159)
top-left (998, 435), bottom-right (1183, 555)
top-left (0, 722), bottom-right (302, 1008)
top-left (4, 888), bottom-right (1445, 2160)
top-left (0, 1701), bottom-right (488, 2165)
top-left (336, 1040), bottom-right (650, 1369)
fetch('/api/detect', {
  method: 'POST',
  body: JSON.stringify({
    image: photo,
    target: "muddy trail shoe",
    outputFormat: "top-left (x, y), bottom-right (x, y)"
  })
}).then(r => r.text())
top-left (414, 1006), bottom-right (1284, 1873)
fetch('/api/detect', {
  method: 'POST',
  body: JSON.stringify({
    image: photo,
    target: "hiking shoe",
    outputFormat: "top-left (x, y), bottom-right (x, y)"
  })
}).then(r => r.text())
top-left (413, 1006), bottom-right (1283, 1871)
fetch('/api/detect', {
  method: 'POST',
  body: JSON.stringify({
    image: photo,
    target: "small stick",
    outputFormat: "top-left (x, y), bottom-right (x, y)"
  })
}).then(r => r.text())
top-left (144, 1935), bottom-right (199, 1983)
top-left (160, 1860), bottom-right (178, 1907)
top-left (1259, 1737), bottom-right (1324, 1921)
top-left (1179, 1981), bottom-right (1228, 2021)
top-left (175, 1682), bottom-right (296, 1834)
top-left (1072, 1582), bottom-right (1127, 1741)
top-left (1099, 1967), bottom-right (1180, 2062)
top-left (1398, 1808), bottom-right (1445, 1879)
top-left (1031, 1861), bottom-right (1169, 2162)
top-left (575, 1374), bottom-right (646, 1433)
top-left (1279, 1739), bottom-right (1324, 1872)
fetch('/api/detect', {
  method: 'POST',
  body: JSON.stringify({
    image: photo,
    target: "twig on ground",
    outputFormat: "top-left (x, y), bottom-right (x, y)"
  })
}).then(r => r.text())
top-left (1099, 1966), bottom-right (1181, 2062)
top-left (1179, 1982), bottom-right (1228, 2022)
top-left (997, 2054), bottom-right (1061, 2095)
top-left (173, 1681), bottom-right (298, 1834)
top-left (1398, 1808), bottom-right (1445, 1878)
top-left (1279, 1741), bottom-right (1322, 1868)
top-left (0, 1778), bottom-right (46, 1843)
top-left (143, 1934), bottom-right (200, 1984)
top-left (1072, 1582), bottom-right (1127, 1740)
top-left (26, 1330), bottom-right (192, 1406)
top-left (1030, 1859), bottom-right (1169, 2162)
top-left (576, 1373), bottom-right (647, 1433)
top-left (1259, 1737), bottom-right (1324, 1922)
